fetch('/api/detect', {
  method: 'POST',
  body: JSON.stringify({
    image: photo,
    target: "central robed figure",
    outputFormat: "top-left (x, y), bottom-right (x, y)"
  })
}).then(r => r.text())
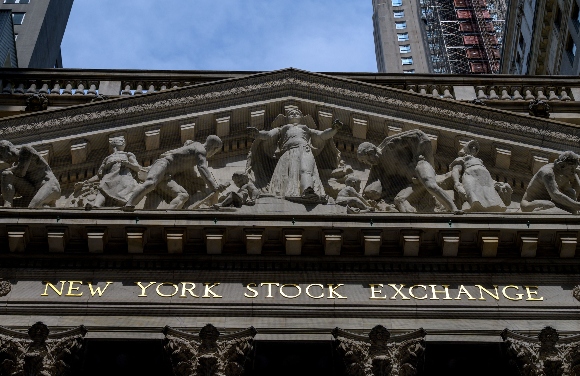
top-left (246, 108), bottom-right (342, 203)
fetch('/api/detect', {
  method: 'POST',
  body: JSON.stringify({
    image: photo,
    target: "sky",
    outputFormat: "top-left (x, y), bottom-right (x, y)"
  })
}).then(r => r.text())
top-left (61, 0), bottom-right (377, 73)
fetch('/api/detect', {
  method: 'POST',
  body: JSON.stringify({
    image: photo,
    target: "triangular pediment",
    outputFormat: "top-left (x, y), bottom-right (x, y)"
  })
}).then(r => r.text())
top-left (0, 68), bottom-right (577, 212)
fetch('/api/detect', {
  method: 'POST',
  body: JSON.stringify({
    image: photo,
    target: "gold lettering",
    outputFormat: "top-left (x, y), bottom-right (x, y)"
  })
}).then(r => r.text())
top-left (87, 282), bottom-right (113, 297)
top-left (455, 285), bottom-right (476, 300)
top-left (136, 282), bottom-right (156, 297)
top-left (524, 286), bottom-right (544, 301)
top-left (156, 282), bottom-right (178, 297)
top-left (327, 284), bottom-right (347, 299)
top-left (203, 283), bottom-right (222, 298)
top-left (306, 284), bottom-right (324, 299)
top-left (502, 285), bottom-right (523, 301)
top-left (279, 284), bottom-right (301, 299)
top-left (180, 282), bottom-right (199, 298)
top-left (41, 281), bottom-right (66, 296)
top-left (389, 284), bottom-right (410, 300)
top-left (429, 285), bottom-right (452, 300)
top-left (475, 285), bottom-right (499, 300)
top-left (369, 284), bottom-right (386, 300)
top-left (245, 283), bottom-right (259, 298)
top-left (260, 283), bottom-right (279, 298)
top-left (65, 281), bottom-right (83, 297)
top-left (408, 285), bottom-right (428, 300)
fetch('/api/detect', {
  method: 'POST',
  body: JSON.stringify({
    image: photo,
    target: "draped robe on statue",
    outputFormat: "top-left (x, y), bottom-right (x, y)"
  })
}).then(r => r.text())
top-left (246, 114), bottom-right (340, 201)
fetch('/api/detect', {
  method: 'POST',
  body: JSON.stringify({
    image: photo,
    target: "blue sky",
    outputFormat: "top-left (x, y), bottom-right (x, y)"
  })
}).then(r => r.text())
top-left (61, 0), bottom-right (377, 72)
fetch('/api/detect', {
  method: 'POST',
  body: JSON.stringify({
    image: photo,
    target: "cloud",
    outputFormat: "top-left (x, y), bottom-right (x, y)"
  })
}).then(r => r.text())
top-left (61, 0), bottom-right (377, 72)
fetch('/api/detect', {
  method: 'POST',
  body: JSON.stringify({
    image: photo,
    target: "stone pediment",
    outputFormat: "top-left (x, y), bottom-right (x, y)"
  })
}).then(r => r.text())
top-left (0, 68), bottom-right (578, 216)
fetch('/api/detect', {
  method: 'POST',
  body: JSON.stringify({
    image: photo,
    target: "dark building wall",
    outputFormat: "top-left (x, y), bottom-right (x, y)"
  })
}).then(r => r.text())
top-left (0, 10), bottom-right (18, 67)
top-left (0, 0), bottom-right (73, 68)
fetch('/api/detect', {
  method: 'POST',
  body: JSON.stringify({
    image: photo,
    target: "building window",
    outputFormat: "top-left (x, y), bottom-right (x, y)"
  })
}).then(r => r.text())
top-left (401, 57), bottom-right (414, 65)
top-left (394, 10), bottom-right (405, 18)
top-left (397, 32), bottom-right (409, 41)
top-left (403, 69), bottom-right (416, 73)
top-left (392, 0), bottom-right (403, 6)
top-left (11, 12), bottom-right (25, 25)
top-left (395, 21), bottom-right (407, 29)
top-left (14, 34), bottom-right (17, 41)
top-left (399, 44), bottom-right (411, 53)
top-left (4, 0), bottom-right (30, 3)
top-left (573, 2), bottom-right (580, 30)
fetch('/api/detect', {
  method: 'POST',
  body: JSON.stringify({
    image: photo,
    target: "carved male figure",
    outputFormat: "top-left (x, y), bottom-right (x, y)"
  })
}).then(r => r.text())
top-left (520, 151), bottom-right (580, 214)
top-left (247, 108), bottom-right (342, 202)
top-left (124, 136), bottom-right (225, 210)
top-left (214, 171), bottom-right (260, 209)
top-left (357, 130), bottom-right (462, 214)
top-left (336, 175), bottom-right (376, 213)
top-left (0, 140), bottom-right (61, 208)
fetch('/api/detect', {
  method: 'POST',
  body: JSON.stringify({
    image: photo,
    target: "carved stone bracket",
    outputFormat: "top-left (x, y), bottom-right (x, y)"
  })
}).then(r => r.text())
top-left (573, 286), bottom-right (580, 303)
top-left (0, 322), bottom-right (87, 376)
top-left (24, 93), bottom-right (48, 112)
top-left (529, 99), bottom-right (551, 118)
top-left (332, 325), bottom-right (426, 376)
top-left (163, 324), bottom-right (257, 376)
top-left (501, 326), bottom-right (580, 376)
top-left (0, 279), bottom-right (11, 297)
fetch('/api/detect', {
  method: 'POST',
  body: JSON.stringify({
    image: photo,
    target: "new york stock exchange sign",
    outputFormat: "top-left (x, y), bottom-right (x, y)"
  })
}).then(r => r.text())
top-left (30, 280), bottom-right (546, 302)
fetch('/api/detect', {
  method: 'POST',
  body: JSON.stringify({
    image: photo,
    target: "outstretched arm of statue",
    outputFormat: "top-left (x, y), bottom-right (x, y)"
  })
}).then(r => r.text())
top-left (311, 119), bottom-right (343, 141)
top-left (247, 127), bottom-right (279, 141)
top-left (197, 155), bottom-right (226, 192)
top-left (544, 172), bottom-right (580, 210)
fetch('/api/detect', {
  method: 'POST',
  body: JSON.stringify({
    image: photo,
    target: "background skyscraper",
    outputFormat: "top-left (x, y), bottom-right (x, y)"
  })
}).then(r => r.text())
top-left (373, 0), bottom-right (507, 74)
top-left (0, 0), bottom-right (73, 68)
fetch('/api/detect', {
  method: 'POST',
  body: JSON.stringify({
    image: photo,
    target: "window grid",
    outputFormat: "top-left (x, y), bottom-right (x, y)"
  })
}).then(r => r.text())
top-left (397, 32), bottom-right (409, 41)
top-left (392, 0), bottom-right (403, 6)
top-left (402, 57), bottom-right (414, 65)
top-left (399, 45), bottom-right (411, 53)
top-left (3, 0), bottom-right (30, 3)
top-left (394, 10), bottom-right (405, 18)
top-left (11, 12), bottom-right (25, 25)
top-left (395, 21), bottom-right (407, 29)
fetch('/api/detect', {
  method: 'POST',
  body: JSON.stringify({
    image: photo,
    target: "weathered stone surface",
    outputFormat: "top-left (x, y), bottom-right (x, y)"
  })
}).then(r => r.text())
top-left (163, 324), bottom-right (256, 376)
top-left (333, 325), bottom-right (426, 376)
top-left (0, 322), bottom-right (87, 376)
top-left (502, 326), bottom-right (580, 376)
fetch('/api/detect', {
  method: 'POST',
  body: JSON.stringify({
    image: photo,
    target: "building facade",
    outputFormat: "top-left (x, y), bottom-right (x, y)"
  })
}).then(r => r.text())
top-left (0, 68), bottom-right (579, 376)
top-left (373, 0), bottom-right (507, 74)
top-left (0, 10), bottom-right (17, 68)
top-left (501, 0), bottom-right (580, 75)
top-left (0, 0), bottom-right (74, 68)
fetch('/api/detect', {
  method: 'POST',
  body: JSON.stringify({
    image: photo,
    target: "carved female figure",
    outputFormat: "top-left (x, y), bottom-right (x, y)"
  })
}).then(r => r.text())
top-left (95, 136), bottom-right (142, 207)
top-left (450, 140), bottom-right (511, 212)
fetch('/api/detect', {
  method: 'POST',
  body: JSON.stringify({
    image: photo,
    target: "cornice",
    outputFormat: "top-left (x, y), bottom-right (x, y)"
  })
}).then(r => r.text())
top-left (0, 69), bottom-right (578, 151)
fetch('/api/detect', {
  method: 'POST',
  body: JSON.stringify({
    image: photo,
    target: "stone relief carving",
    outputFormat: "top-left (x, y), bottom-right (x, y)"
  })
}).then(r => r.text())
top-left (357, 129), bottom-right (462, 214)
top-left (529, 99), bottom-right (551, 118)
top-left (69, 135), bottom-right (143, 208)
top-left (447, 139), bottom-right (512, 212)
top-left (25, 93), bottom-right (48, 112)
top-left (336, 175), bottom-right (377, 213)
top-left (0, 322), bottom-right (87, 376)
top-left (163, 324), bottom-right (257, 376)
top-left (332, 325), bottom-right (426, 376)
top-left (246, 108), bottom-right (342, 204)
top-left (502, 326), bottom-right (580, 376)
top-left (573, 286), bottom-right (580, 303)
top-left (213, 172), bottom-right (260, 210)
top-left (123, 136), bottom-right (227, 211)
top-left (0, 140), bottom-right (61, 208)
top-left (0, 279), bottom-right (11, 297)
top-left (521, 151), bottom-right (580, 214)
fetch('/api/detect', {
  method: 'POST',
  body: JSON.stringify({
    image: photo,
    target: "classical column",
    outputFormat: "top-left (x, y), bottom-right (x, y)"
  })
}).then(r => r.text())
top-left (0, 322), bottom-right (87, 376)
top-left (501, 326), bottom-right (580, 376)
top-left (332, 325), bottom-right (426, 376)
top-left (163, 324), bottom-right (257, 376)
